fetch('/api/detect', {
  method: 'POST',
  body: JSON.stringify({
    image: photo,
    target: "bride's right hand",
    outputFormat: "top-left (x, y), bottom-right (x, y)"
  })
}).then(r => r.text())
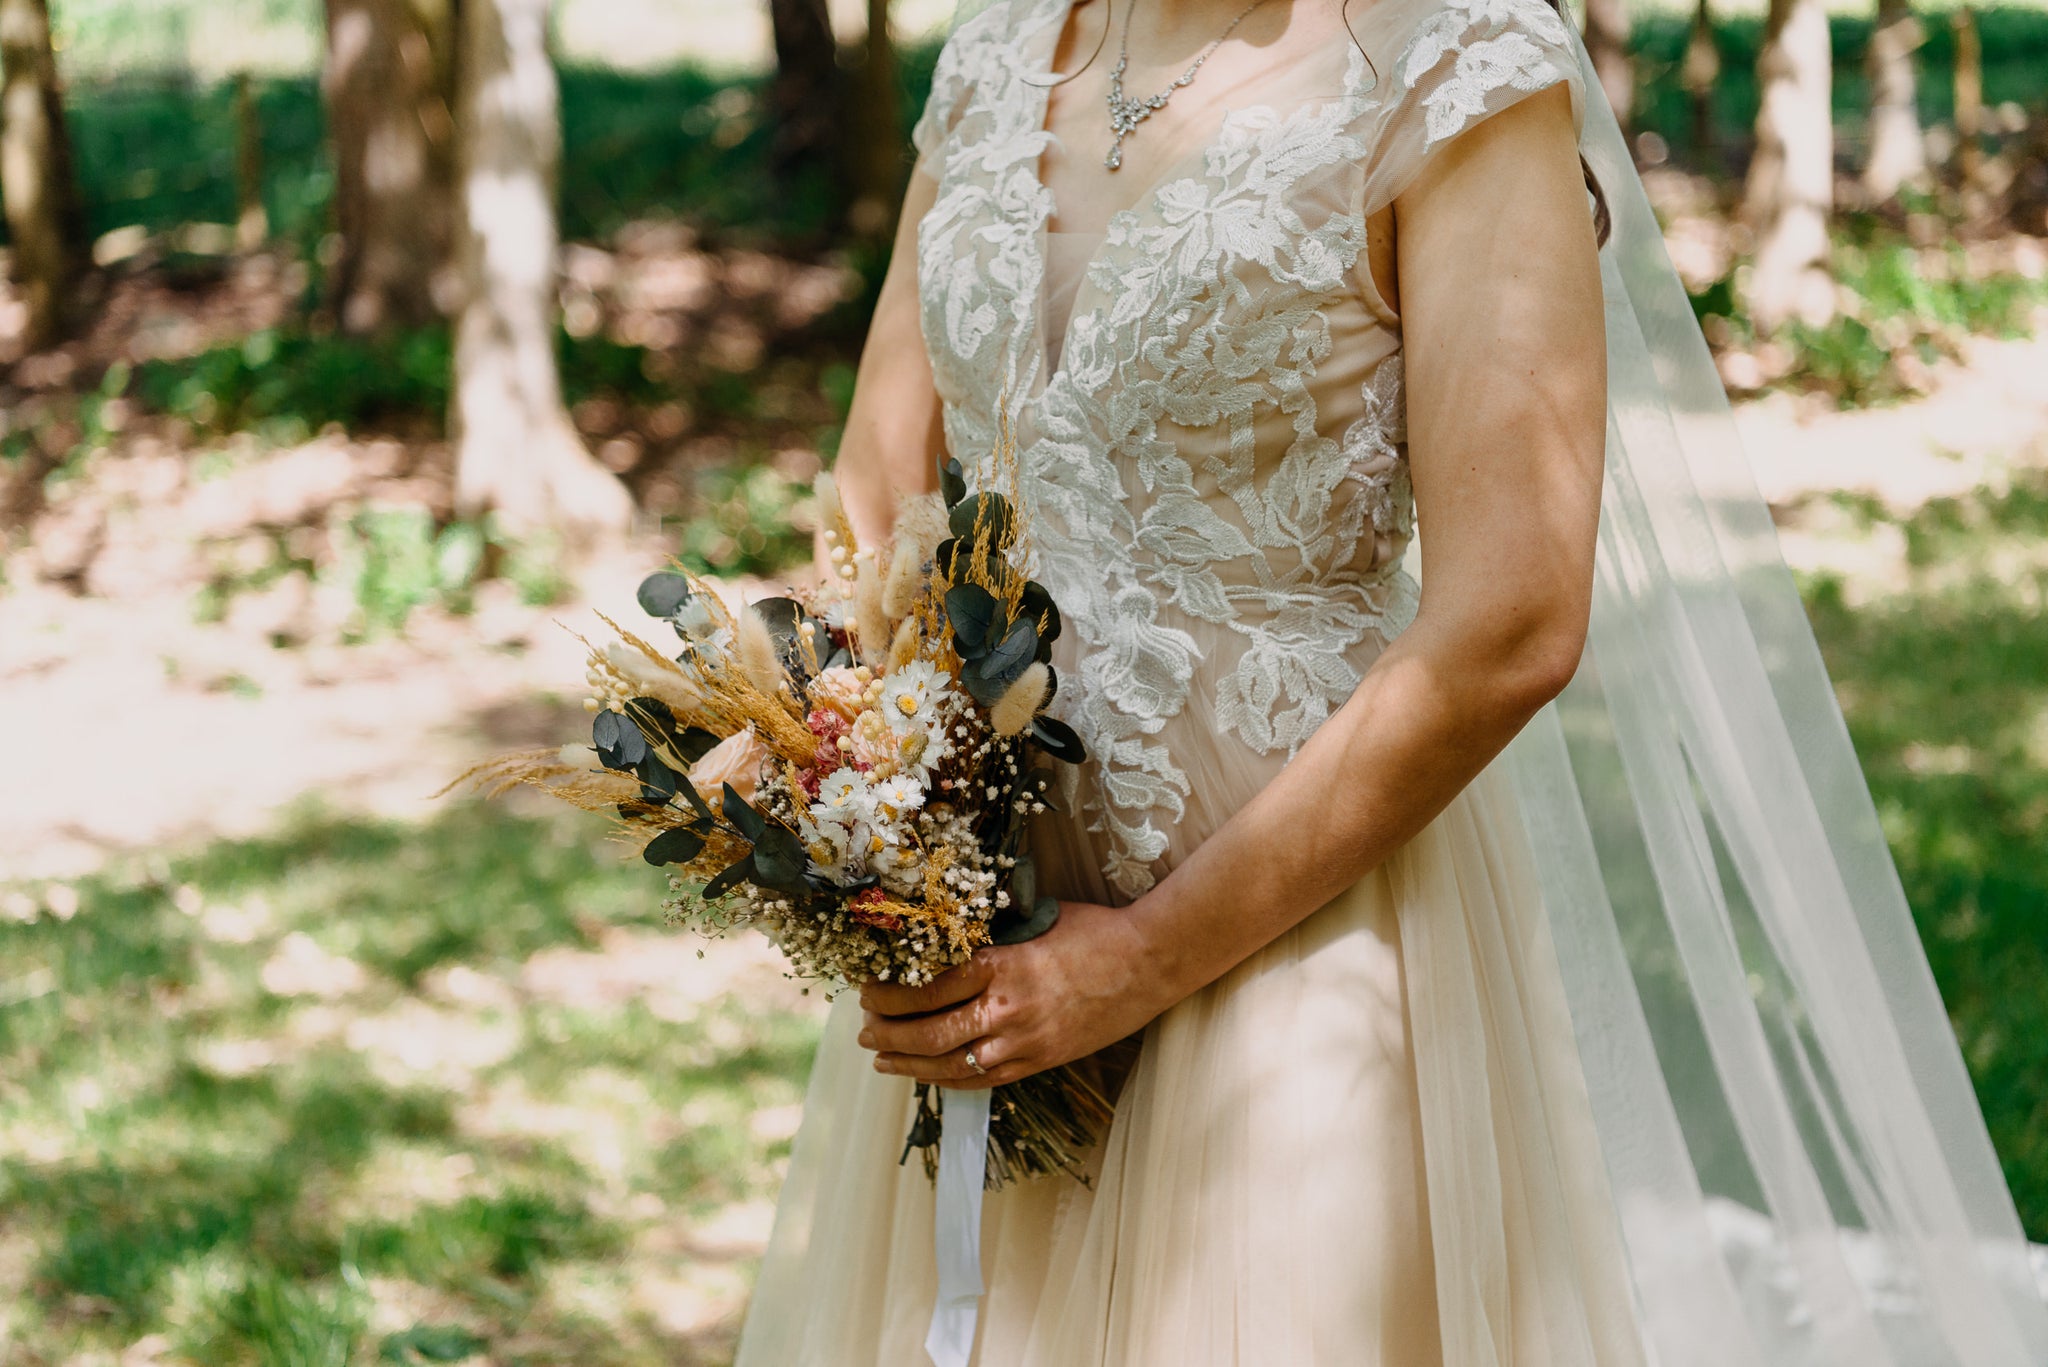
top-left (856, 899), bottom-right (1170, 1089)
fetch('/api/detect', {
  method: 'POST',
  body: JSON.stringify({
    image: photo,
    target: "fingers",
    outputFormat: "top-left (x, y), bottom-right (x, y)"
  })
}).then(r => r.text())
top-left (860, 996), bottom-right (988, 1058)
top-left (858, 955), bottom-right (995, 1018)
top-left (871, 1039), bottom-right (1028, 1088)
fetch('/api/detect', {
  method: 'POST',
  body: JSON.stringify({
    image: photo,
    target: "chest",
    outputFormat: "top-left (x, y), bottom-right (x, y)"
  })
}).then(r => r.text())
top-left (914, 4), bottom-right (1393, 433)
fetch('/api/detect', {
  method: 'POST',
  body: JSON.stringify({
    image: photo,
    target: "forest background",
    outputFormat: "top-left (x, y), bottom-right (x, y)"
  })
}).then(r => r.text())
top-left (0, 0), bottom-right (2045, 1363)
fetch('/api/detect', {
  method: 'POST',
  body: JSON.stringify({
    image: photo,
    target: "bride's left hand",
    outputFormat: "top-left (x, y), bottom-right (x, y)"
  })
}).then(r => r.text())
top-left (856, 899), bottom-right (1170, 1089)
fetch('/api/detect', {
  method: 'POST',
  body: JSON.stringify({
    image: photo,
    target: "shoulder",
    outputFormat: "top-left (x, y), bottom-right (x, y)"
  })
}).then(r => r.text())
top-left (914, 0), bottom-right (1050, 158)
top-left (1384, 0), bottom-right (1582, 150)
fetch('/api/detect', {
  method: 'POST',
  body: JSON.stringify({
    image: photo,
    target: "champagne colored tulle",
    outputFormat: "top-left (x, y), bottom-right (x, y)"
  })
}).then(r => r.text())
top-left (735, 764), bottom-right (1643, 1366)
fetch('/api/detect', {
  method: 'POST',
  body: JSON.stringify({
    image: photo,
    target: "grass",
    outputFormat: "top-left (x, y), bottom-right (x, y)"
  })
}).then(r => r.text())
top-left (1802, 468), bottom-right (2048, 1237)
top-left (0, 802), bottom-right (820, 1365)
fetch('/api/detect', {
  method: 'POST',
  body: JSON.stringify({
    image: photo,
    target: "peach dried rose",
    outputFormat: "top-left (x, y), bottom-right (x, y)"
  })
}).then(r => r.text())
top-left (687, 729), bottom-right (769, 804)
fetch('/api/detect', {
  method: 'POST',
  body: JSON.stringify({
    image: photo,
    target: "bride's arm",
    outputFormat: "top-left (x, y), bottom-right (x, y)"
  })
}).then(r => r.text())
top-left (818, 169), bottom-right (948, 567)
top-left (859, 84), bottom-right (1605, 1086)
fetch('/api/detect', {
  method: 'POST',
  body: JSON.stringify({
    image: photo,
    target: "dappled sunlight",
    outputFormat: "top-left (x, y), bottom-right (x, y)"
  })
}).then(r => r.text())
top-left (0, 804), bottom-right (823, 1361)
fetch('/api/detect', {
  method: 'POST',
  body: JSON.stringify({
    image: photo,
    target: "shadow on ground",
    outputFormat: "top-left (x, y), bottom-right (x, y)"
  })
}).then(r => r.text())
top-left (0, 803), bottom-right (821, 1365)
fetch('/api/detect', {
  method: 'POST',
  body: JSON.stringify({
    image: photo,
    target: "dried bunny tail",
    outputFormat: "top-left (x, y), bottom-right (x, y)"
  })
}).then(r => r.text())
top-left (593, 610), bottom-right (712, 713)
top-left (597, 638), bottom-right (702, 715)
top-left (813, 470), bottom-right (858, 558)
top-left (851, 547), bottom-right (889, 664)
top-left (735, 605), bottom-right (788, 699)
top-left (886, 614), bottom-right (924, 673)
top-left (882, 491), bottom-right (949, 620)
top-left (990, 661), bottom-right (1051, 737)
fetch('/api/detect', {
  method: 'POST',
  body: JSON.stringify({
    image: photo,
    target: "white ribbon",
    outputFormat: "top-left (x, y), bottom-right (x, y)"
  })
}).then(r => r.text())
top-left (924, 1085), bottom-right (993, 1367)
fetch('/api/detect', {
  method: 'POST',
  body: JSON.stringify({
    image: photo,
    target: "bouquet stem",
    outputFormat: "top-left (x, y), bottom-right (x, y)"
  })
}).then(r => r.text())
top-left (904, 1039), bottom-right (1138, 1191)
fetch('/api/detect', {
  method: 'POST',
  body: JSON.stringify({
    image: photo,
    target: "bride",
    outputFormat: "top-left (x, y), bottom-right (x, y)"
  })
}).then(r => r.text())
top-left (734, 0), bottom-right (2048, 1363)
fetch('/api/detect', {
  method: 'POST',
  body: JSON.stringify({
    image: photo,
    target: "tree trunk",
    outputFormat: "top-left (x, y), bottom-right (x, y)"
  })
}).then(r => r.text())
top-left (234, 74), bottom-right (269, 252)
top-left (322, 0), bottom-right (457, 332)
top-left (0, 0), bottom-right (85, 352)
top-left (1742, 0), bottom-right (1834, 333)
top-left (1581, 0), bottom-right (1634, 132)
top-left (767, 0), bottom-right (842, 187)
top-left (1683, 0), bottom-right (1720, 160)
top-left (1862, 0), bottom-right (1924, 201)
top-left (1951, 6), bottom-right (1983, 196)
top-left (452, 0), bottom-right (630, 536)
top-left (847, 0), bottom-right (904, 240)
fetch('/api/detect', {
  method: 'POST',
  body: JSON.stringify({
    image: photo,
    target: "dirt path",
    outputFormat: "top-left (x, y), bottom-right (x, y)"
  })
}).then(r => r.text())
top-left (5, 329), bottom-right (2045, 886)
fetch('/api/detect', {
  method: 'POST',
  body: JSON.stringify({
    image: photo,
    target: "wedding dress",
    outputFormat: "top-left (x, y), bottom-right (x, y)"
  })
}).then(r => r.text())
top-left (734, 1), bottom-right (2048, 1363)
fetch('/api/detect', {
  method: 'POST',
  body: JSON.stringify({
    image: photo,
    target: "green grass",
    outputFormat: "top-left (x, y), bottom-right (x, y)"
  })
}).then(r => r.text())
top-left (0, 802), bottom-right (820, 1365)
top-left (1690, 216), bottom-right (2048, 406)
top-left (1802, 469), bottom-right (2048, 1238)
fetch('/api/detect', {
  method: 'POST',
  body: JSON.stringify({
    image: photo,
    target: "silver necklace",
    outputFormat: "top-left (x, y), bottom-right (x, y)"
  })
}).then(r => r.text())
top-left (1103, 0), bottom-right (1278, 171)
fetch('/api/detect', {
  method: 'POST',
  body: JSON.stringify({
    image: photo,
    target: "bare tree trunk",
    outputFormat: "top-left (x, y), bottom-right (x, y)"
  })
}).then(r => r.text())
top-left (847, 0), bottom-right (904, 240)
top-left (0, 0), bottom-right (85, 352)
top-left (452, 0), bottom-right (630, 536)
top-left (1742, 0), bottom-right (1834, 333)
top-left (1581, 0), bottom-right (1634, 132)
top-left (1862, 0), bottom-right (1924, 201)
top-left (234, 74), bottom-right (269, 252)
top-left (1951, 6), bottom-right (1984, 197)
top-left (322, 0), bottom-right (457, 332)
top-left (767, 0), bottom-right (842, 187)
top-left (1683, 0), bottom-right (1720, 160)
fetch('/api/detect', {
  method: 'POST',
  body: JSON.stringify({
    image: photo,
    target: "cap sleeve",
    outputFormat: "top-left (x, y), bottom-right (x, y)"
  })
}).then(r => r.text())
top-left (1359, 0), bottom-right (1586, 216)
top-left (910, 5), bottom-right (1000, 179)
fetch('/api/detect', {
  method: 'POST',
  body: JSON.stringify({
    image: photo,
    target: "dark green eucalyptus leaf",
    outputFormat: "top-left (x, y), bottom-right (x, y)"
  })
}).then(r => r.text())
top-left (636, 571), bottom-right (693, 619)
top-left (642, 826), bottom-right (707, 867)
top-left (1018, 581), bottom-right (1061, 646)
top-left (635, 752), bottom-right (680, 804)
top-left (939, 456), bottom-right (967, 508)
top-left (944, 584), bottom-right (1000, 656)
top-left (623, 697), bottom-right (689, 766)
top-left (673, 770), bottom-right (716, 823)
top-left (991, 895), bottom-right (1061, 945)
top-left (677, 726), bottom-right (721, 766)
top-left (983, 617), bottom-right (1037, 682)
top-left (1009, 854), bottom-right (1037, 917)
top-left (702, 855), bottom-right (757, 900)
top-left (592, 710), bottom-right (643, 771)
top-left (721, 783), bottom-right (768, 841)
top-left (750, 826), bottom-right (810, 894)
top-left (948, 491), bottom-right (1016, 546)
top-left (1030, 715), bottom-right (1088, 764)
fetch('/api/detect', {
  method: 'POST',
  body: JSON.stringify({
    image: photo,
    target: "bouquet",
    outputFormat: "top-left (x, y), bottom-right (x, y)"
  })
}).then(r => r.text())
top-left (457, 448), bottom-right (1114, 1186)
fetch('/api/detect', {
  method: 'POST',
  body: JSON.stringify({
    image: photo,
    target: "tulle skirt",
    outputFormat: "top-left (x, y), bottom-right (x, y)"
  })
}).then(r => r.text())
top-left (734, 765), bottom-right (1649, 1366)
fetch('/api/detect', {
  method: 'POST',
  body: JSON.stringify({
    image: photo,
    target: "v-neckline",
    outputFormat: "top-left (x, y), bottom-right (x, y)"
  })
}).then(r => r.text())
top-left (1010, 0), bottom-right (1374, 399)
top-left (1016, 0), bottom-right (1286, 397)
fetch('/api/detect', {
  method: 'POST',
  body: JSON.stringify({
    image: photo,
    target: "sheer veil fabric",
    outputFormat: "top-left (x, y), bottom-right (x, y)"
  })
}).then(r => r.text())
top-left (733, 1), bottom-right (2048, 1363)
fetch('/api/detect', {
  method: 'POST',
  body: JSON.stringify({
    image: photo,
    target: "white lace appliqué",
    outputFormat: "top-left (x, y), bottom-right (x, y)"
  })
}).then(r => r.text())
top-left (914, 0), bottom-right (1575, 896)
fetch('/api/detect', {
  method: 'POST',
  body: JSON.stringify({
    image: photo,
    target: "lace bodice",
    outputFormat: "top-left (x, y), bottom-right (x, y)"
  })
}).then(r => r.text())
top-left (912, 0), bottom-right (1582, 897)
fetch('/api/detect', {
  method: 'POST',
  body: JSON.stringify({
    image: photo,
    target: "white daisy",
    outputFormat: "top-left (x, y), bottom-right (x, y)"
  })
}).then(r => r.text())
top-left (870, 774), bottom-right (927, 823)
top-left (811, 767), bottom-right (873, 825)
top-left (798, 816), bottom-right (860, 881)
top-left (877, 660), bottom-right (954, 733)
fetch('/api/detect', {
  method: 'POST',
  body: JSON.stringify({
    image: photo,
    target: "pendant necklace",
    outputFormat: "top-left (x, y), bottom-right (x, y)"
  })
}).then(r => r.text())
top-left (1103, 0), bottom-right (1279, 171)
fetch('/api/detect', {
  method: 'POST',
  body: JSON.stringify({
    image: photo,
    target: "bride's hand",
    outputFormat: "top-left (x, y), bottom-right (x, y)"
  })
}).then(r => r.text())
top-left (856, 899), bottom-right (1168, 1089)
